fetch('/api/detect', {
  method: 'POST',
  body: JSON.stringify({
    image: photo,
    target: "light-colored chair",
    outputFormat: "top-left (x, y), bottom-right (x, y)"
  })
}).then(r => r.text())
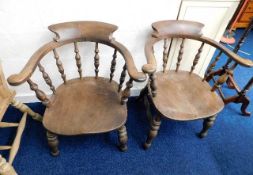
top-left (0, 64), bottom-right (42, 174)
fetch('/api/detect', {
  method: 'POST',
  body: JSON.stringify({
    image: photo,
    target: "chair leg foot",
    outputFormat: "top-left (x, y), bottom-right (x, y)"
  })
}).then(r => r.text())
top-left (46, 131), bottom-right (60, 156)
top-left (118, 125), bottom-right (128, 152)
top-left (144, 115), bottom-right (161, 150)
top-left (198, 115), bottom-right (217, 139)
top-left (240, 96), bottom-right (251, 116)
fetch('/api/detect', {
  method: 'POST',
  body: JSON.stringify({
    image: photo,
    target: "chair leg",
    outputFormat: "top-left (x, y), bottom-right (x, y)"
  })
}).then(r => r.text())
top-left (46, 131), bottom-right (60, 156)
top-left (143, 115), bottom-right (161, 150)
top-left (118, 125), bottom-right (128, 152)
top-left (240, 96), bottom-right (251, 116)
top-left (198, 115), bottom-right (217, 138)
top-left (136, 86), bottom-right (148, 102)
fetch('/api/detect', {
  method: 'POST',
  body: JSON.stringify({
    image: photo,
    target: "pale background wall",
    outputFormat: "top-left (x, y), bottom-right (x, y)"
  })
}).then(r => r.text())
top-left (0, 0), bottom-right (238, 102)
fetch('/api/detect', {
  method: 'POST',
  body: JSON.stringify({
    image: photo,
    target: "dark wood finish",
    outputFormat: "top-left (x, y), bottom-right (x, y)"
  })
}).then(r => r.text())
top-left (204, 50), bottom-right (222, 79)
top-left (7, 21), bottom-right (146, 154)
top-left (198, 115), bottom-right (217, 138)
top-left (208, 18), bottom-right (253, 116)
top-left (140, 20), bottom-right (253, 149)
top-left (143, 115), bottom-right (161, 150)
top-left (118, 64), bottom-right (127, 92)
top-left (94, 42), bottom-right (100, 78)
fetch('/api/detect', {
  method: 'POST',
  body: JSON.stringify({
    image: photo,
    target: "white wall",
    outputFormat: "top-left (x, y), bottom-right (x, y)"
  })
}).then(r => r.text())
top-left (0, 0), bottom-right (181, 102)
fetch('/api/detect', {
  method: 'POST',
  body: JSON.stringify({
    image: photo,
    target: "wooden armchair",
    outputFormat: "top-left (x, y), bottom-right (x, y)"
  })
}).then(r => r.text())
top-left (0, 64), bottom-right (42, 174)
top-left (7, 21), bottom-right (146, 156)
top-left (139, 20), bottom-right (253, 149)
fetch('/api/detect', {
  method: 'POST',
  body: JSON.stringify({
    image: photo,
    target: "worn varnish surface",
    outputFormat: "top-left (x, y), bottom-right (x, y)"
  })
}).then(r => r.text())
top-left (43, 77), bottom-right (127, 135)
top-left (150, 71), bottom-right (224, 121)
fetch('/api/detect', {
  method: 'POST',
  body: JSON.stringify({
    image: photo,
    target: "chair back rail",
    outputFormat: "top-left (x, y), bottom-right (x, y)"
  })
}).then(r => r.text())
top-left (7, 21), bottom-right (146, 105)
top-left (143, 21), bottom-right (253, 97)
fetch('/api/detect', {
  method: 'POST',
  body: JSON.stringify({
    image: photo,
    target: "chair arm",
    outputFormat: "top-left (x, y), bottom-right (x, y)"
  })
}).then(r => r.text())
top-left (201, 36), bottom-right (253, 68)
top-left (112, 40), bottom-right (146, 82)
top-left (7, 42), bottom-right (56, 86)
top-left (142, 37), bottom-right (159, 74)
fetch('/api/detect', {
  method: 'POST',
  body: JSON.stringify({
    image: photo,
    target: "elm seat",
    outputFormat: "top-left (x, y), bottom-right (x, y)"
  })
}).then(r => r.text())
top-left (43, 77), bottom-right (127, 135)
top-left (152, 71), bottom-right (224, 121)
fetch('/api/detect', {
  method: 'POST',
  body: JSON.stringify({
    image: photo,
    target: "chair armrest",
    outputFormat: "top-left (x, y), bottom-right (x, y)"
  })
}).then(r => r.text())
top-left (200, 36), bottom-right (253, 68)
top-left (142, 37), bottom-right (158, 74)
top-left (7, 42), bottom-right (56, 86)
top-left (112, 40), bottom-right (146, 82)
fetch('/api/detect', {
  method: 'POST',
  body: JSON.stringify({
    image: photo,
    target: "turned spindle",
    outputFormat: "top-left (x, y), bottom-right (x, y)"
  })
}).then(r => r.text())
top-left (150, 73), bottom-right (157, 97)
top-left (118, 64), bottom-right (127, 92)
top-left (74, 42), bottom-right (82, 79)
top-left (110, 49), bottom-right (117, 82)
top-left (94, 42), bottom-right (100, 78)
top-left (190, 42), bottom-right (204, 73)
top-left (121, 78), bottom-right (133, 105)
top-left (53, 49), bottom-right (67, 84)
top-left (176, 38), bottom-right (185, 72)
top-left (203, 50), bottom-right (222, 81)
top-left (162, 39), bottom-right (168, 72)
top-left (27, 79), bottom-right (50, 106)
top-left (211, 71), bottom-right (230, 92)
top-left (38, 62), bottom-right (56, 94)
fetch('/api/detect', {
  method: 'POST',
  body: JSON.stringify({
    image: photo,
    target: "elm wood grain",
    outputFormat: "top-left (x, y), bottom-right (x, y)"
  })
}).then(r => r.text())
top-left (8, 21), bottom-right (146, 154)
top-left (150, 71), bottom-right (224, 121)
top-left (141, 20), bottom-right (242, 149)
top-left (43, 77), bottom-right (127, 135)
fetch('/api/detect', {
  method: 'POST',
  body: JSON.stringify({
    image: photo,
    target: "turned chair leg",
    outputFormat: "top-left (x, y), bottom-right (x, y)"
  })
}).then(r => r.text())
top-left (198, 115), bottom-right (217, 138)
top-left (144, 115), bottom-right (161, 150)
top-left (46, 131), bottom-right (60, 156)
top-left (240, 96), bottom-right (251, 116)
top-left (118, 125), bottom-right (128, 152)
top-left (136, 86), bottom-right (148, 102)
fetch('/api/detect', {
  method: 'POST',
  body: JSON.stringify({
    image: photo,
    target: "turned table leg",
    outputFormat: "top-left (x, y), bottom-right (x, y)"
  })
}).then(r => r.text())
top-left (144, 115), bottom-right (161, 150)
top-left (199, 115), bottom-right (217, 138)
top-left (46, 131), bottom-right (60, 156)
top-left (118, 125), bottom-right (128, 152)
